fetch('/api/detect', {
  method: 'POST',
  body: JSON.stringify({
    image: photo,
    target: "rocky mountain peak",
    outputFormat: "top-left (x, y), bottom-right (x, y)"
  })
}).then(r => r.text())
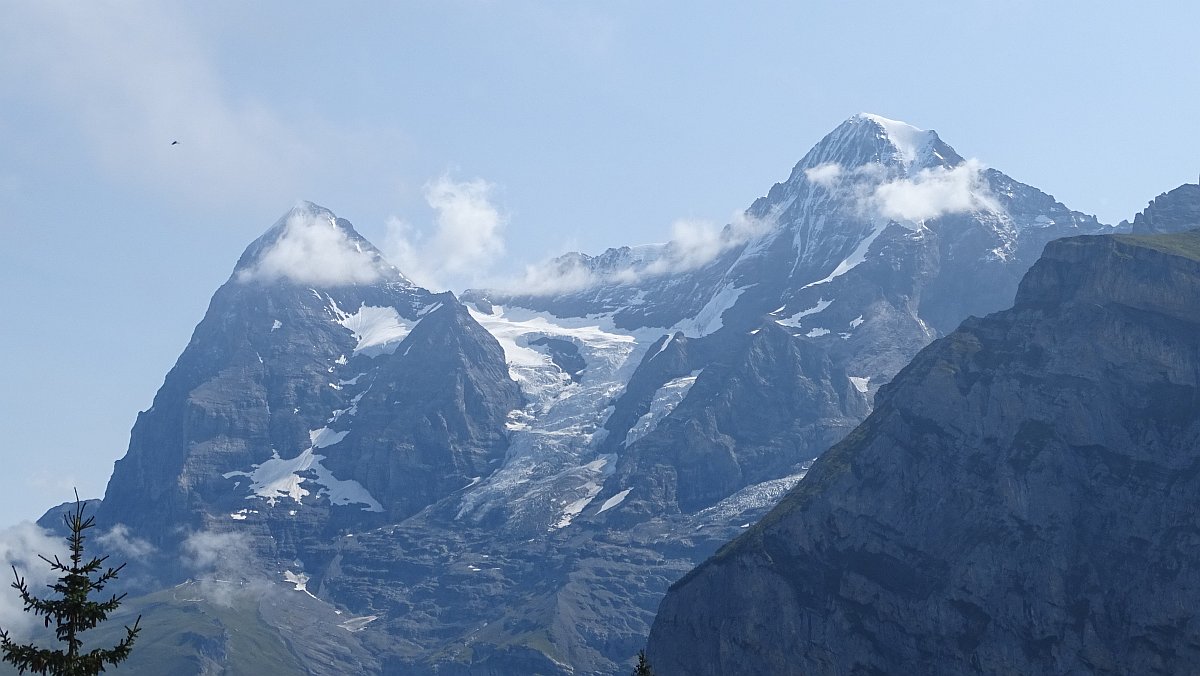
top-left (787, 113), bottom-right (964, 183)
top-left (1122, 182), bottom-right (1200, 235)
top-left (233, 201), bottom-right (412, 288)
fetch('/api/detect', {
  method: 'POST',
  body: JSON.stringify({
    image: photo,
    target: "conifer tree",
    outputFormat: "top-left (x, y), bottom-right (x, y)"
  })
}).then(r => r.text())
top-left (0, 494), bottom-right (140, 675)
top-left (632, 649), bottom-right (655, 676)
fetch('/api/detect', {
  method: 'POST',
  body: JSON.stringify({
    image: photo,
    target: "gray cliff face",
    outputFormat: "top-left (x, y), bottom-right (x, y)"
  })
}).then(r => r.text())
top-left (1123, 182), bottom-right (1200, 234)
top-left (647, 230), bottom-right (1200, 675)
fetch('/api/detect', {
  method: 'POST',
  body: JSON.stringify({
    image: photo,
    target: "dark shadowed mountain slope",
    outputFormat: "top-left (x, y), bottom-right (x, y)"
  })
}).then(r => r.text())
top-left (647, 230), bottom-right (1200, 675)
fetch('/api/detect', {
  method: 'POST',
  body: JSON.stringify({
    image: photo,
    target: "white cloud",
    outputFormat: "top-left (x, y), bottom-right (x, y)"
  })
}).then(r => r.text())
top-left (804, 162), bottom-right (844, 188)
top-left (97, 524), bottom-right (156, 560)
top-left (508, 210), bottom-right (775, 295)
top-left (0, 522), bottom-right (68, 640)
top-left (870, 159), bottom-right (999, 223)
top-left (238, 209), bottom-right (386, 286)
top-left (181, 529), bottom-right (263, 607)
top-left (516, 254), bottom-right (600, 295)
top-left (385, 175), bottom-right (507, 290)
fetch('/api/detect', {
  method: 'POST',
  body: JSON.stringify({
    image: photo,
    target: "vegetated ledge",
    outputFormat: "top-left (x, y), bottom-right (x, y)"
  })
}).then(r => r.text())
top-left (1012, 229), bottom-right (1200, 324)
top-left (1115, 228), bottom-right (1200, 261)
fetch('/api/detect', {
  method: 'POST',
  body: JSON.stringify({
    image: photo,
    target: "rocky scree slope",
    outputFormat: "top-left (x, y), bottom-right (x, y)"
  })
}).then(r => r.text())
top-left (647, 229), bottom-right (1200, 675)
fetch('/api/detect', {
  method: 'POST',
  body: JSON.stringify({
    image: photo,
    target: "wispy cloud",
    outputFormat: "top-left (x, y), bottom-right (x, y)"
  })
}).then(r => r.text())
top-left (510, 210), bottom-right (774, 295)
top-left (385, 175), bottom-right (507, 291)
top-left (97, 524), bottom-right (156, 561)
top-left (0, 2), bottom-right (338, 208)
top-left (181, 529), bottom-right (265, 607)
top-left (237, 208), bottom-right (387, 287)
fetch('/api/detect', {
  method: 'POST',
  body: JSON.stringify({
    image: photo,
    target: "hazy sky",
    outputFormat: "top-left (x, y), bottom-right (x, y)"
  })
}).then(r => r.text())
top-left (1, 0), bottom-right (1197, 525)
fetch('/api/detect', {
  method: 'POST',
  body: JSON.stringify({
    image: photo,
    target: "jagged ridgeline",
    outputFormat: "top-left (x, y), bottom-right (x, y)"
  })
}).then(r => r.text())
top-left (647, 229), bottom-right (1200, 674)
top-left (44, 115), bottom-right (1122, 674)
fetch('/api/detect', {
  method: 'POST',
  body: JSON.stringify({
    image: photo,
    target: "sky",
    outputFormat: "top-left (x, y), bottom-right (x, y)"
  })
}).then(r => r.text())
top-left (1, 0), bottom-right (1198, 526)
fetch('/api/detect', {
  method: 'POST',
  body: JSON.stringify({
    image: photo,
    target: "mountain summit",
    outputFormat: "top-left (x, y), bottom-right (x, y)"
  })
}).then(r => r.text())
top-left (789, 113), bottom-right (964, 176)
top-left (234, 201), bottom-right (411, 287)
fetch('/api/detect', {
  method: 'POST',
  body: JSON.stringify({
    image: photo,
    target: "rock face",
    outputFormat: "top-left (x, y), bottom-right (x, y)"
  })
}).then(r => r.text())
top-left (1123, 182), bottom-right (1200, 234)
top-left (646, 230), bottom-right (1200, 675)
top-left (82, 116), bottom-right (1115, 674)
top-left (97, 202), bottom-right (520, 555)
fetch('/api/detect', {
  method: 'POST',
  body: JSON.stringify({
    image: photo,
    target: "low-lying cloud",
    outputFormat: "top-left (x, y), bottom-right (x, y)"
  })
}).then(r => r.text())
top-left (181, 529), bottom-right (265, 607)
top-left (238, 208), bottom-right (386, 287)
top-left (386, 175), bottom-right (507, 291)
top-left (0, 522), bottom-right (68, 640)
top-left (97, 524), bottom-right (156, 560)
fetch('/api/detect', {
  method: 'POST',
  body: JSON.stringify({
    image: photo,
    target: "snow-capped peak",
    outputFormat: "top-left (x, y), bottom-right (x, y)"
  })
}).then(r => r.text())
top-left (792, 114), bottom-right (963, 179)
top-left (854, 113), bottom-right (937, 168)
top-left (233, 201), bottom-right (414, 288)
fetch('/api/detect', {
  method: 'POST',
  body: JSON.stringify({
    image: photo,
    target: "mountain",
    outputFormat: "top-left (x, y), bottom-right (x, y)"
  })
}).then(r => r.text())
top-left (97, 201), bottom-right (520, 562)
top-left (1122, 181), bottom-right (1200, 235)
top-left (79, 115), bottom-right (1109, 674)
top-left (646, 229), bottom-right (1200, 674)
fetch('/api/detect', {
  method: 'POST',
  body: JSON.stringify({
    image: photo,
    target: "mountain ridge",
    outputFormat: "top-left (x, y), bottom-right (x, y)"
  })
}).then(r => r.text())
top-left (69, 114), bottom-right (1123, 674)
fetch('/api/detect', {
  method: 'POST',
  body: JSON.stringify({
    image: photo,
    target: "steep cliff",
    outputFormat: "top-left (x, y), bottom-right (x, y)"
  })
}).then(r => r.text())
top-left (647, 230), bottom-right (1200, 675)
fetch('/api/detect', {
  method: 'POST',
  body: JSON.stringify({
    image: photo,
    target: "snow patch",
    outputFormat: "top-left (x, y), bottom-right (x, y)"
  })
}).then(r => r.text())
top-left (803, 221), bottom-right (888, 289)
top-left (339, 615), bottom-right (378, 632)
top-left (625, 371), bottom-right (702, 446)
top-left (549, 455), bottom-right (617, 530)
top-left (223, 427), bottom-right (382, 512)
top-left (849, 315), bottom-right (864, 329)
top-left (776, 298), bottom-right (832, 328)
top-left (850, 376), bottom-right (871, 393)
top-left (805, 328), bottom-right (830, 338)
top-left (675, 285), bottom-right (747, 338)
top-left (329, 300), bottom-right (413, 357)
top-left (283, 570), bottom-right (315, 596)
top-left (596, 489), bottom-right (632, 515)
top-left (271, 320), bottom-right (282, 331)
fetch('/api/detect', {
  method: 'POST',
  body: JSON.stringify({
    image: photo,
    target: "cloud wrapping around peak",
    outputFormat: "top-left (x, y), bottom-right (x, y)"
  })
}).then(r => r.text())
top-left (512, 210), bottom-right (775, 296)
top-left (385, 175), bottom-right (507, 291)
top-left (870, 159), bottom-right (999, 223)
top-left (238, 210), bottom-right (386, 287)
top-left (804, 158), bottom-right (1000, 226)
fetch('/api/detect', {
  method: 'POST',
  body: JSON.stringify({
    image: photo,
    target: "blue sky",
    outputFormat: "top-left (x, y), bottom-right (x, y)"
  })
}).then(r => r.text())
top-left (1, 0), bottom-right (1197, 525)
